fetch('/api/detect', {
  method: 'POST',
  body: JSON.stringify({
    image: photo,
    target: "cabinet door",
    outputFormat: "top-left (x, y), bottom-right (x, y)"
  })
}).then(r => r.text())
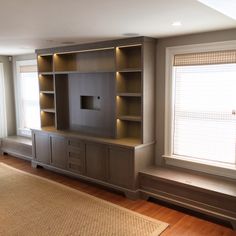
top-left (85, 143), bottom-right (108, 181)
top-left (51, 135), bottom-right (67, 169)
top-left (108, 147), bottom-right (134, 188)
top-left (33, 132), bottom-right (50, 165)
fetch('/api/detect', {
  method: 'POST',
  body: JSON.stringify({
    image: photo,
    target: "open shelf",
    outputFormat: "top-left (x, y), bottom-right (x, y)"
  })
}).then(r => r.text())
top-left (39, 74), bottom-right (54, 92)
top-left (116, 72), bottom-right (141, 94)
top-left (38, 55), bottom-right (53, 73)
top-left (40, 93), bottom-right (55, 110)
top-left (116, 45), bottom-right (142, 71)
top-left (40, 111), bottom-right (55, 127)
top-left (116, 120), bottom-right (141, 139)
top-left (54, 48), bottom-right (115, 73)
top-left (117, 96), bottom-right (141, 117)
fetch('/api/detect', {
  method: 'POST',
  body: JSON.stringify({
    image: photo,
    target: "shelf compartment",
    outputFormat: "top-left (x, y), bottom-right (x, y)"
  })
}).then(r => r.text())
top-left (40, 93), bottom-right (55, 110)
top-left (116, 120), bottom-right (141, 139)
top-left (39, 74), bottom-right (54, 92)
top-left (116, 45), bottom-right (142, 71)
top-left (40, 111), bottom-right (55, 127)
top-left (54, 48), bottom-right (115, 72)
top-left (116, 96), bottom-right (141, 117)
top-left (37, 55), bottom-right (53, 73)
top-left (117, 115), bottom-right (141, 122)
top-left (116, 72), bottom-right (141, 94)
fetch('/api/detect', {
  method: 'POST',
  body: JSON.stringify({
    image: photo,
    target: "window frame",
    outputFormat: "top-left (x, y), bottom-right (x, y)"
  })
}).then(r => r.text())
top-left (14, 59), bottom-right (40, 138)
top-left (164, 40), bottom-right (236, 179)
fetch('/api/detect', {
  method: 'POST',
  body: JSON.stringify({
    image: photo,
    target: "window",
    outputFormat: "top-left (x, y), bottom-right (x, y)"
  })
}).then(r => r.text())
top-left (165, 42), bottom-right (236, 178)
top-left (15, 60), bottom-right (40, 137)
top-left (0, 63), bottom-right (7, 138)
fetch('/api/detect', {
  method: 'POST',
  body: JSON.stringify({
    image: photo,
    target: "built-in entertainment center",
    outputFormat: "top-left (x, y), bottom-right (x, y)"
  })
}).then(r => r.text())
top-left (32, 37), bottom-right (156, 198)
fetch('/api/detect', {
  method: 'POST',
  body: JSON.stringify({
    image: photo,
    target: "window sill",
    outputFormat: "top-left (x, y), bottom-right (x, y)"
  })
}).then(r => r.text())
top-left (163, 155), bottom-right (236, 180)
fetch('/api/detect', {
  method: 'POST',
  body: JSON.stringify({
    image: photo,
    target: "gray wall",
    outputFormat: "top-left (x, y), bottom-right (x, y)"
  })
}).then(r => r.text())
top-left (0, 56), bottom-right (16, 135)
top-left (155, 28), bottom-right (236, 165)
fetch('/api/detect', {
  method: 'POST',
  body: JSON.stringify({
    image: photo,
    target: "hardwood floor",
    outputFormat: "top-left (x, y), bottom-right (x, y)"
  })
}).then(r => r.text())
top-left (1, 154), bottom-right (236, 236)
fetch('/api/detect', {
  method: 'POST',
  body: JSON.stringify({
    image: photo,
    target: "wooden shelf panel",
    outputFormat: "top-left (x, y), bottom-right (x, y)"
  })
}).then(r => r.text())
top-left (41, 108), bottom-right (56, 113)
top-left (116, 68), bottom-right (142, 73)
top-left (54, 70), bottom-right (115, 74)
top-left (117, 116), bottom-right (141, 122)
top-left (117, 93), bottom-right (141, 97)
top-left (39, 72), bottom-right (54, 75)
top-left (40, 91), bottom-right (55, 94)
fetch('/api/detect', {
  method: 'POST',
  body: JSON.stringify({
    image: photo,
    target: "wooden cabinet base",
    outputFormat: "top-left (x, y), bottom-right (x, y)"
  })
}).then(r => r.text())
top-left (31, 160), bottom-right (140, 200)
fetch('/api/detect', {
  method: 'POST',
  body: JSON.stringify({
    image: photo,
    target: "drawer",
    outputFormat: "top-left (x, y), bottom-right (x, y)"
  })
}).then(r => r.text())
top-left (67, 139), bottom-right (85, 150)
top-left (67, 146), bottom-right (85, 155)
top-left (68, 151), bottom-right (85, 163)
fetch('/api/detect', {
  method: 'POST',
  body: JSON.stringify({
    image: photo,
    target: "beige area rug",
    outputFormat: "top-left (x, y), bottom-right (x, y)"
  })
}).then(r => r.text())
top-left (0, 163), bottom-right (168, 236)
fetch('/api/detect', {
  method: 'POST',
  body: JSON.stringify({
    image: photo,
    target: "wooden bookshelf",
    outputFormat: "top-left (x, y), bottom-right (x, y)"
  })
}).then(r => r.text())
top-left (34, 37), bottom-right (156, 200)
top-left (36, 37), bottom-right (155, 143)
top-left (38, 72), bottom-right (55, 128)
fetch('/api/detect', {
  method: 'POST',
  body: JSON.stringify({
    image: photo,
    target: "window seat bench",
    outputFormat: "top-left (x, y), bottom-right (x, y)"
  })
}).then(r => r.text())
top-left (0, 136), bottom-right (32, 160)
top-left (139, 166), bottom-right (236, 229)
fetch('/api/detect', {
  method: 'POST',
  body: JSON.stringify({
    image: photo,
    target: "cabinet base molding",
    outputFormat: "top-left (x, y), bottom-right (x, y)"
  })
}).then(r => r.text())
top-left (140, 189), bottom-right (236, 230)
top-left (31, 160), bottom-right (139, 200)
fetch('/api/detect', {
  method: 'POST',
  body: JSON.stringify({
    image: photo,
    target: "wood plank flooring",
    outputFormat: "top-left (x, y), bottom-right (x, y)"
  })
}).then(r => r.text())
top-left (1, 154), bottom-right (236, 236)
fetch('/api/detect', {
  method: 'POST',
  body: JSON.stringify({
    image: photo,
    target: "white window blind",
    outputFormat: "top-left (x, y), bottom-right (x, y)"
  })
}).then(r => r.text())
top-left (15, 60), bottom-right (40, 137)
top-left (0, 63), bottom-right (7, 138)
top-left (173, 63), bottom-right (236, 165)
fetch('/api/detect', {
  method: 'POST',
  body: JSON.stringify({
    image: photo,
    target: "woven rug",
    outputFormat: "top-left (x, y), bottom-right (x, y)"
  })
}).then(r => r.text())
top-left (0, 163), bottom-right (168, 236)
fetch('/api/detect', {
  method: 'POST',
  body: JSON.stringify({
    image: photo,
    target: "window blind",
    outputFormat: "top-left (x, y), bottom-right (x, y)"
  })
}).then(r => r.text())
top-left (173, 64), bottom-right (236, 165)
top-left (19, 65), bottom-right (37, 73)
top-left (174, 50), bottom-right (236, 66)
top-left (0, 63), bottom-right (7, 138)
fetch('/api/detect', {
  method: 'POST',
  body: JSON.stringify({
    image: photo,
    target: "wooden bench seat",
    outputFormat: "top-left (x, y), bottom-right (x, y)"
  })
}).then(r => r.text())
top-left (139, 166), bottom-right (236, 229)
top-left (0, 136), bottom-right (32, 160)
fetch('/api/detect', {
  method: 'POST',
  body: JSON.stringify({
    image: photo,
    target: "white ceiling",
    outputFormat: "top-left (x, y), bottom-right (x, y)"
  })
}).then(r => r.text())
top-left (0, 0), bottom-right (235, 55)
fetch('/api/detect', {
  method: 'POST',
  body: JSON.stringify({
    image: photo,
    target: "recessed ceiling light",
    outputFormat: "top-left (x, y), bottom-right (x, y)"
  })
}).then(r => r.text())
top-left (123, 33), bottom-right (139, 37)
top-left (172, 21), bottom-right (182, 26)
